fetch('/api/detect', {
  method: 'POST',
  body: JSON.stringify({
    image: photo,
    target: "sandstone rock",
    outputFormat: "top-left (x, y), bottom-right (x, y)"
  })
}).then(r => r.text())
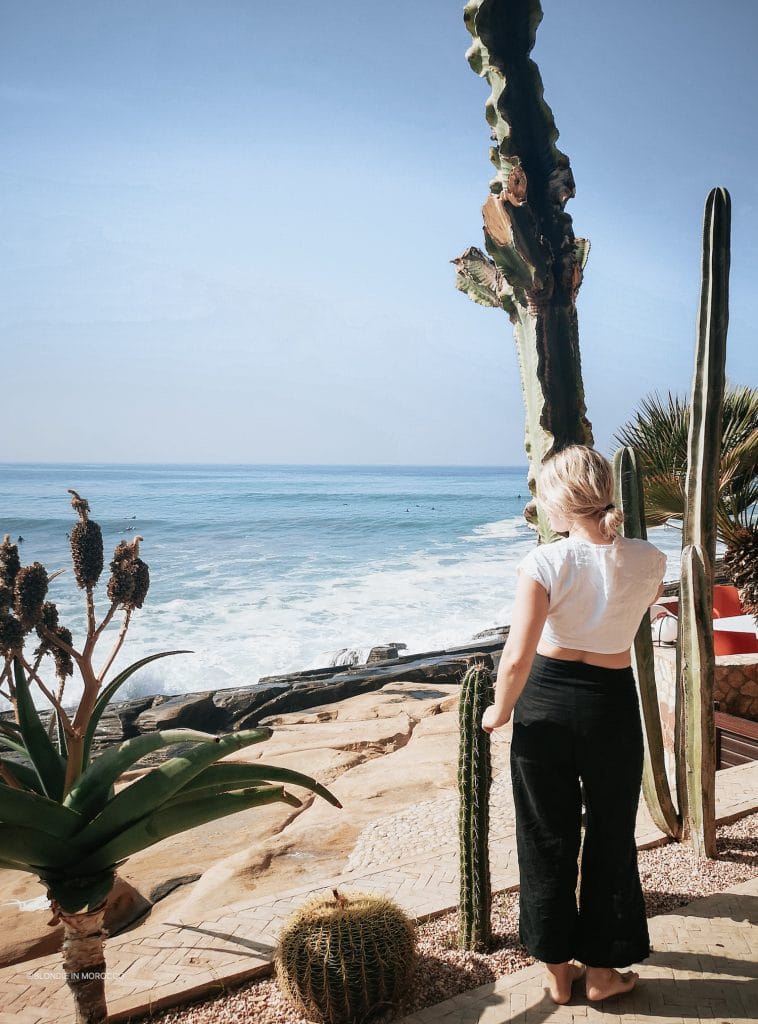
top-left (0, 875), bottom-right (151, 968)
top-left (135, 691), bottom-right (226, 733)
top-left (149, 874), bottom-right (202, 904)
top-left (366, 643), bottom-right (407, 664)
top-left (90, 696), bottom-right (157, 749)
top-left (150, 683), bottom-right (461, 926)
top-left (251, 655), bottom-right (486, 722)
top-left (213, 682), bottom-right (291, 729)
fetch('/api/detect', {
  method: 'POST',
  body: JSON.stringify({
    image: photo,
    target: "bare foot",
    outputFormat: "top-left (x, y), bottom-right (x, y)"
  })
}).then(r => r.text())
top-left (585, 966), bottom-right (639, 1001)
top-left (544, 961), bottom-right (586, 1004)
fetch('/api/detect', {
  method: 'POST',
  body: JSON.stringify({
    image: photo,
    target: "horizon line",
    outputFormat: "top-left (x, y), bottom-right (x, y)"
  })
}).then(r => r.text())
top-left (1, 460), bottom-right (531, 470)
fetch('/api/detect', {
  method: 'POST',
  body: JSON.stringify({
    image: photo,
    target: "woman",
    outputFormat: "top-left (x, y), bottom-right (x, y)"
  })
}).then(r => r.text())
top-left (482, 446), bottom-right (666, 1006)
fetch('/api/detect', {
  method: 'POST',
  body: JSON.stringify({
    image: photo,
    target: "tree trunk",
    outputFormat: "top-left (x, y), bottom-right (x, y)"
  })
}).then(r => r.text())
top-left (59, 904), bottom-right (108, 1024)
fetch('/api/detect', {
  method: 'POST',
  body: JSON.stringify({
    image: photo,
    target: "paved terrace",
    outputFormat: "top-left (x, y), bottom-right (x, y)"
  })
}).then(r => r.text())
top-left (1, 759), bottom-right (756, 1024)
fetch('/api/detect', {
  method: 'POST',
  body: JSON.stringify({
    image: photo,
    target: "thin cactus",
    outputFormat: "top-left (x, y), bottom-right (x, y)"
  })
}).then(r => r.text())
top-left (453, 0), bottom-right (593, 540)
top-left (458, 660), bottom-right (494, 951)
top-left (613, 446), bottom-right (680, 840)
top-left (675, 187), bottom-right (730, 858)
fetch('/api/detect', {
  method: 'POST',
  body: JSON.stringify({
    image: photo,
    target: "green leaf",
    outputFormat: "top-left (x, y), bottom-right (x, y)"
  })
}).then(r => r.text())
top-left (0, 734), bottom-right (31, 758)
top-left (0, 856), bottom-right (40, 874)
top-left (78, 728), bottom-right (277, 846)
top-left (55, 710), bottom-right (68, 760)
top-left (82, 650), bottom-right (192, 766)
top-left (0, 758), bottom-right (44, 794)
top-left (74, 786), bottom-right (298, 874)
top-left (0, 785), bottom-right (82, 838)
top-left (167, 762), bottom-right (342, 808)
top-left (39, 867), bottom-right (116, 915)
top-left (13, 659), bottom-right (65, 801)
top-left (63, 728), bottom-right (229, 820)
top-left (0, 823), bottom-right (74, 869)
top-left (613, 385), bottom-right (758, 544)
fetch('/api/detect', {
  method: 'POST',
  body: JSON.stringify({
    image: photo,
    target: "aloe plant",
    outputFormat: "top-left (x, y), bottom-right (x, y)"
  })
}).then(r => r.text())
top-left (0, 497), bottom-right (340, 1024)
top-left (453, 0), bottom-right (593, 539)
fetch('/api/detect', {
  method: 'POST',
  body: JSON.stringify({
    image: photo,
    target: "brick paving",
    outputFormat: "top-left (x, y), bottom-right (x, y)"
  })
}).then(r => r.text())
top-left (1, 759), bottom-right (756, 1024)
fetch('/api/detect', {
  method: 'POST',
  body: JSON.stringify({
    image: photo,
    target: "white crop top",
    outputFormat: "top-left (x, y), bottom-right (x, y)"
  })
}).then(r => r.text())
top-left (517, 535), bottom-right (667, 655)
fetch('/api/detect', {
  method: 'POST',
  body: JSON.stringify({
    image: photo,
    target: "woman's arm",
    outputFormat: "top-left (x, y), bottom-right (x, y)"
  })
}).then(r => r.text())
top-left (481, 572), bottom-right (549, 733)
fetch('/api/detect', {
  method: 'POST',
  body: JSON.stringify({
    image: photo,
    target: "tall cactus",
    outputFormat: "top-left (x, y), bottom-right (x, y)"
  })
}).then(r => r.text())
top-left (676, 187), bottom-right (731, 859)
top-left (458, 660), bottom-right (494, 951)
top-left (614, 190), bottom-right (730, 858)
top-left (613, 446), bottom-right (680, 840)
top-left (453, 0), bottom-right (593, 540)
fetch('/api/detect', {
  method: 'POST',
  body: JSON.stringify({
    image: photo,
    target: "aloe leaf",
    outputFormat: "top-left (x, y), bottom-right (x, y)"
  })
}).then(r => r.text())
top-left (0, 857), bottom-right (40, 874)
top-left (0, 757), bottom-right (44, 794)
top-left (168, 762), bottom-right (342, 808)
top-left (75, 786), bottom-right (298, 873)
top-left (0, 734), bottom-right (30, 758)
top-left (0, 823), bottom-right (73, 869)
top-left (13, 659), bottom-right (65, 801)
top-left (55, 710), bottom-right (68, 760)
top-left (63, 728), bottom-right (229, 820)
top-left (38, 866), bottom-right (116, 915)
top-left (0, 720), bottom-right (22, 738)
top-left (162, 779), bottom-right (301, 806)
top-left (82, 650), bottom-right (191, 766)
top-left (0, 785), bottom-right (82, 838)
top-left (79, 728), bottom-right (277, 846)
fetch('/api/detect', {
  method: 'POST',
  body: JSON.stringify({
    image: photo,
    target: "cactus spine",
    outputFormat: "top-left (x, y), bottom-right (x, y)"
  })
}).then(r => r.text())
top-left (275, 890), bottom-right (416, 1024)
top-left (676, 187), bottom-right (730, 859)
top-left (458, 660), bottom-right (494, 951)
top-left (453, 0), bottom-right (593, 540)
top-left (613, 446), bottom-right (680, 840)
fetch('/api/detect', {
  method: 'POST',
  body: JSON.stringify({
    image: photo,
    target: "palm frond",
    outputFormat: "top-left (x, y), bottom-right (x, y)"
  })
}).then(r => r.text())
top-left (615, 385), bottom-right (757, 542)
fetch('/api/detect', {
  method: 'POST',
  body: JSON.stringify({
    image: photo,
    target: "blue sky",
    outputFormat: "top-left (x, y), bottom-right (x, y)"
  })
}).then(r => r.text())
top-left (2, 1), bottom-right (756, 465)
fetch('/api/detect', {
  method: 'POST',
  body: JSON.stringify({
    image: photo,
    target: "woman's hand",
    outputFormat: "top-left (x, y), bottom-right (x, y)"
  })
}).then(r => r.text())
top-left (482, 704), bottom-right (511, 733)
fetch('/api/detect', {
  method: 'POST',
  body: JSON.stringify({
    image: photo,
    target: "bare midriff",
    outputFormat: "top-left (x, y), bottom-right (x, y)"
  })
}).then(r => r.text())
top-left (536, 642), bottom-right (632, 670)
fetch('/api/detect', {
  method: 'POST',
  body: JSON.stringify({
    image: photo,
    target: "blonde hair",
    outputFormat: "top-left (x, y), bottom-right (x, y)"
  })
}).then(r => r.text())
top-left (537, 446), bottom-right (624, 540)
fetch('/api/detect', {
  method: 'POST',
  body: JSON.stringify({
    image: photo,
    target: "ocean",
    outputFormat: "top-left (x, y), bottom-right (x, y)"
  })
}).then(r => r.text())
top-left (1, 464), bottom-right (684, 705)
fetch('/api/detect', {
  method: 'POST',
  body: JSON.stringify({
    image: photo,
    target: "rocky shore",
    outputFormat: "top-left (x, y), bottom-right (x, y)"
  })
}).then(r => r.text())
top-left (86, 630), bottom-right (507, 755)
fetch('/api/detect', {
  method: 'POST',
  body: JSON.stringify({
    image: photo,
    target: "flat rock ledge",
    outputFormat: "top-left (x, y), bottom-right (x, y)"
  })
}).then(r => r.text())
top-left (87, 632), bottom-right (507, 752)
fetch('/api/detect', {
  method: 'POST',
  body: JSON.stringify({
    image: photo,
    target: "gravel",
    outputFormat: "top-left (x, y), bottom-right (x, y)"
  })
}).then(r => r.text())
top-left (144, 811), bottom-right (758, 1024)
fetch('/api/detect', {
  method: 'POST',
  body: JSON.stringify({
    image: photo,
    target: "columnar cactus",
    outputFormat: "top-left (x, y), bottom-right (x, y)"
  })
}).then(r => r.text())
top-left (613, 446), bottom-right (680, 840)
top-left (275, 890), bottom-right (416, 1024)
top-left (676, 187), bottom-right (731, 858)
top-left (453, 0), bottom-right (593, 540)
top-left (613, 188), bottom-right (730, 859)
top-left (458, 660), bottom-right (494, 951)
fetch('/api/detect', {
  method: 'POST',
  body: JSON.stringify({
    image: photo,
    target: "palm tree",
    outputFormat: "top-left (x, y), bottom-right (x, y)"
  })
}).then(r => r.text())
top-left (0, 496), bottom-right (340, 1024)
top-left (614, 385), bottom-right (758, 616)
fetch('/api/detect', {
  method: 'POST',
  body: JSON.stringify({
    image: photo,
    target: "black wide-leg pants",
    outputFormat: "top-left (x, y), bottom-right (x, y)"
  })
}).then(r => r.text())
top-left (510, 653), bottom-right (650, 968)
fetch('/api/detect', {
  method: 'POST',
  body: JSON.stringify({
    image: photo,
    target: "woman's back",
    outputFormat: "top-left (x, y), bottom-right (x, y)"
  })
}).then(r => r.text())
top-left (518, 534), bottom-right (666, 656)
